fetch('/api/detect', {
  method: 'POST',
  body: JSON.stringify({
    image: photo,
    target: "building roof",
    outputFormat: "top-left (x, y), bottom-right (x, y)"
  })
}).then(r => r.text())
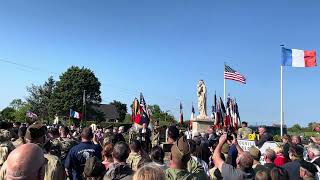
top-left (93, 104), bottom-right (119, 120)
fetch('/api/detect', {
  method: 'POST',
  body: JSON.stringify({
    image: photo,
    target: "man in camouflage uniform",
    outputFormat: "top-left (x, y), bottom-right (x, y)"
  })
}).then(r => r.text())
top-left (237, 121), bottom-right (253, 139)
top-left (0, 122), bottom-right (66, 180)
top-left (166, 136), bottom-right (198, 180)
top-left (128, 125), bottom-right (138, 144)
top-left (151, 121), bottom-right (160, 147)
top-left (12, 126), bottom-right (27, 147)
top-left (51, 126), bottom-right (77, 163)
top-left (0, 129), bottom-right (15, 169)
top-left (127, 140), bottom-right (144, 172)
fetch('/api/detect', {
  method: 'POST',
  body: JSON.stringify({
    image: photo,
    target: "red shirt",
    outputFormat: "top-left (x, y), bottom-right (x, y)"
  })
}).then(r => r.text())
top-left (274, 153), bottom-right (289, 166)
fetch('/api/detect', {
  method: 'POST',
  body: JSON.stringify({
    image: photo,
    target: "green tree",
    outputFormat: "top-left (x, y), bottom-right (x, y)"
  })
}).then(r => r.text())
top-left (53, 66), bottom-right (102, 120)
top-left (148, 104), bottom-right (175, 125)
top-left (14, 103), bottom-right (31, 122)
top-left (288, 124), bottom-right (302, 132)
top-left (110, 100), bottom-right (127, 122)
top-left (26, 76), bottom-right (56, 122)
top-left (0, 107), bottom-right (16, 120)
top-left (9, 99), bottom-right (25, 111)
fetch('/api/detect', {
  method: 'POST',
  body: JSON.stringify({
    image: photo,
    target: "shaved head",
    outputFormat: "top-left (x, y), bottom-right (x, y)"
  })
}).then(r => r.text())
top-left (6, 143), bottom-right (45, 180)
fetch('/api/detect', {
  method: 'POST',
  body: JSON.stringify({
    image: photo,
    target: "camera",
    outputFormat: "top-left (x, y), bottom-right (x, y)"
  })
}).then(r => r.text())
top-left (227, 131), bottom-right (234, 141)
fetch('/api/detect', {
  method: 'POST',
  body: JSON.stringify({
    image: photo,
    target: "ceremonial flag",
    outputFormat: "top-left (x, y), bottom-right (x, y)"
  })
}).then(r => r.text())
top-left (282, 47), bottom-right (316, 67)
top-left (189, 103), bottom-right (195, 129)
top-left (70, 109), bottom-right (81, 120)
top-left (179, 102), bottom-right (183, 125)
top-left (140, 93), bottom-right (150, 125)
top-left (26, 111), bottom-right (38, 119)
top-left (224, 65), bottom-right (246, 84)
top-left (131, 98), bottom-right (140, 123)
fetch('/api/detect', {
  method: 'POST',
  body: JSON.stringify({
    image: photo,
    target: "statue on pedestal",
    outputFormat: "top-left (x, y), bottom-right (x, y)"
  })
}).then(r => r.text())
top-left (197, 80), bottom-right (207, 119)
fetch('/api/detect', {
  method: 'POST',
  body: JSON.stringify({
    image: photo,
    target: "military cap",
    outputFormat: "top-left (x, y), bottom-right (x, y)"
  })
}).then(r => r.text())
top-left (25, 123), bottom-right (47, 140)
top-left (171, 136), bottom-right (190, 161)
top-left (300, 160), bottom-right (318, 176)
top-left (249, 146), bottom-right (261, 160)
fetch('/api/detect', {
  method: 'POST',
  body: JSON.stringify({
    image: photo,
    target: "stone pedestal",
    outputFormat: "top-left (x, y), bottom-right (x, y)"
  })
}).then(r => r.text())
top-left (192, 119), bottom-right (214, 133)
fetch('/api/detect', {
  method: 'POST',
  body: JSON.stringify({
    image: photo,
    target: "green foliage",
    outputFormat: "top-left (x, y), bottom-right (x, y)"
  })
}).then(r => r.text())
top-left (124, 114), bottom-right (133, 123)
top-left (1, 99), bottom-right (32, 122)
top-left (27, 76), bottom-right (56, 122)
top-left (288, 124), bottom-right (302, 132)
top-left (52, 66), bottom-right (102, 118)
top-left (148, 104), bottom-right (176, 124)
top-left (9, 99), bottom-right (25, 111)
top-left (0, 107), bottom-right (16, 120)
top-left (110, 100), bottom-right (127, 122)
top-left (14, 103), bottom-right (31, 122)
top-left (273, 135), bottom-right (282, 142)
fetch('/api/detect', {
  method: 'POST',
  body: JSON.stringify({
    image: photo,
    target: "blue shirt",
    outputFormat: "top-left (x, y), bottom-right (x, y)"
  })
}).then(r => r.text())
top-left (64, 141), bottom-right (102, 180)
top-left (228, 144), bottom-right (238, 167)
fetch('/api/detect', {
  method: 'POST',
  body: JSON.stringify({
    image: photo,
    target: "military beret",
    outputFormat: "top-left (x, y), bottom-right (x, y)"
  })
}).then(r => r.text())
top-left (171, 136), bottom-right (190, 161)
top-left (300, 160), bottom-right (318, 176)
top-left (249, 146), bottom-right (261, 160)
top-left (25, 123), bottom-right (47, 140)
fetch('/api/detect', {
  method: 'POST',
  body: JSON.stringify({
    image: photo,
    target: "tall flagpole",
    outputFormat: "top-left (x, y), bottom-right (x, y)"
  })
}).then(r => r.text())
top-left (280, 65), bottom-right (283, 137)
top-left (224, 78), bottom-right (226, 103)
top-left (280, 45), bottom-right (284, 137)
top-left (224, 63), bottom-right (226, 103)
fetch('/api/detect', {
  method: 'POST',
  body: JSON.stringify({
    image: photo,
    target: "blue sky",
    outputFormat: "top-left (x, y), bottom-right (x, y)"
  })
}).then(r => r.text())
top-left (0, 0), bottom-right (319, 127)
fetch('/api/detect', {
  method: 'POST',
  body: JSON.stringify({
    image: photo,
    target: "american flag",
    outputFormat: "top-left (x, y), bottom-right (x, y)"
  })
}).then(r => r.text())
top-left (224, 65), bottom-right (246, 84)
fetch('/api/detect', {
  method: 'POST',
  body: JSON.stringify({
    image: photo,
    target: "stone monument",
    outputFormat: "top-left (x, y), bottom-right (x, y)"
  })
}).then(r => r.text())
top-left (197, 80), bottom-right (207, 119)
top-left (192, 80), bottom-right (213, 133)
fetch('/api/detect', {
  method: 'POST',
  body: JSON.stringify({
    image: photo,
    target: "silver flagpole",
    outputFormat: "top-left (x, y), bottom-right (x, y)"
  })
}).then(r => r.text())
top-left (280, 65), bottom-right (283, 137)
top-left (280, 45), bottom-right (285, 137)
top-left (224, 63), bottom-right (226, 103)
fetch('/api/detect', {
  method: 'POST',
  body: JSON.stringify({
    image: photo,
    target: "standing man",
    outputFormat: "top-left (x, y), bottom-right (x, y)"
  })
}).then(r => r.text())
top-left (139, 123), bottom-right (151, 153)
top-left (254, 126), bottom-right (272, 148)
top-left (237, 122), bottom-right (252, 139)
top-left (165, 136), bottom-right (195, 179)
top-left (0, 122), bottom-right (66, 180)
top-left (65, 128), bottom-right (102, 180)
top-left (6, 143), bottom-right (46, 180)
top-left (151, 121), bottom-right (160, 147)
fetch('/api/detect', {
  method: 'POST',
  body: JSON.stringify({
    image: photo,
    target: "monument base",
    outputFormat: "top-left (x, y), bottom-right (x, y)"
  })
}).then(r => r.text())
top-left (192, 119), bottom-right (214, 133)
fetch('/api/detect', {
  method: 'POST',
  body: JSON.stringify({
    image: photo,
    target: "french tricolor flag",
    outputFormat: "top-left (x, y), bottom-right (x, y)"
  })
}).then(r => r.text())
top-left (282, 47), bottom-right (316, 67)
top-left (70, 109), bottom-right (81, 120)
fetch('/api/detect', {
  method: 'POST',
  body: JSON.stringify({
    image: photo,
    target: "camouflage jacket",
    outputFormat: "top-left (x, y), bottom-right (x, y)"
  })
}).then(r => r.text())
top-left (0, 142), bottom-right (15, 168)
top-left (51, 137), bottom-right (77, 160)
top-left (126, 152), bottom-right (142, 172)
top-left (12, 138), bottom-right (24, 147)
top-left (187, 157), bottom-right (208, 179)
top-left (165, 168), bottom-right (197, 180)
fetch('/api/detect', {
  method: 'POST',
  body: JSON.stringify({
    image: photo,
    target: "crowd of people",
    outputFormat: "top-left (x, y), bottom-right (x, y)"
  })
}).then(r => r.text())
top-left (0, 120), bottom-right (319, 180)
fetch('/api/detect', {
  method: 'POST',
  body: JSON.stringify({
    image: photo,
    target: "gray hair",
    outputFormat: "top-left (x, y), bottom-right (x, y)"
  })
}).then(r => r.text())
top-left (308, 145), bottom-right (320, 156)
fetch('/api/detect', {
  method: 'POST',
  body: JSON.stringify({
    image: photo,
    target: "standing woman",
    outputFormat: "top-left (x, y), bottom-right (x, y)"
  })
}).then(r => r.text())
top-left (282, 134), bottom-right (291, 161)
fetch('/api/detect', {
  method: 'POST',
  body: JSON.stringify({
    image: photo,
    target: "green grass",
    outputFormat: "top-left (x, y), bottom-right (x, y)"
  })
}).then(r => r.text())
top-left (288, 131), bottom-right (320, 137)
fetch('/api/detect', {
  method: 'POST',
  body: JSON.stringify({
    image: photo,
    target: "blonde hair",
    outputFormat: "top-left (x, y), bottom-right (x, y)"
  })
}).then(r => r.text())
top-left (133, 164), bottom-right (165, 180)
top-left (273, 146), bottom-right (283, 154)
